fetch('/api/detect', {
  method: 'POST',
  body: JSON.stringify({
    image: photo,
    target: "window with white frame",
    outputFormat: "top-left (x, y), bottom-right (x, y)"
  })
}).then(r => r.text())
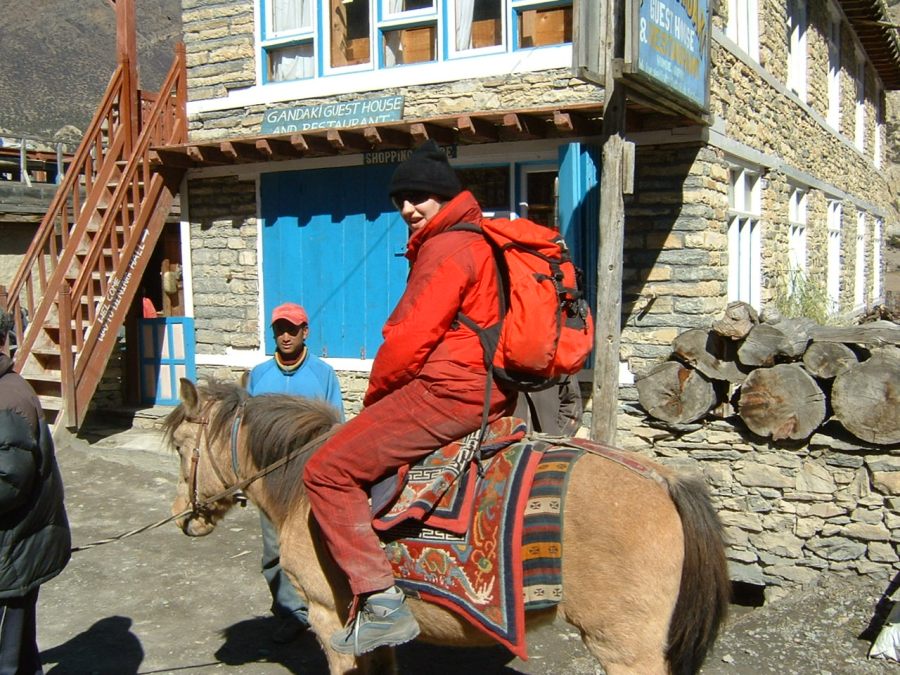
top-left (854, 212), bottom-right (866, 310)
top-left (854, 56), bottom-right (865, 150)
top-left (826, 14), bottom-right (841, 129)
top-left (786, 0), bottom-right (807, 101)
top-left (788, 186), bottom-right (807, 289)
top-left (259, 0), bottom-right (573, 83)
top-left (728, 164), bottom-right (762, 308)
top-left (727, 0), bottom-right (759, 61)
top-left (826, 199), bottom-right (842, 314)
top-left (873, 218), bottom-right (883, 299)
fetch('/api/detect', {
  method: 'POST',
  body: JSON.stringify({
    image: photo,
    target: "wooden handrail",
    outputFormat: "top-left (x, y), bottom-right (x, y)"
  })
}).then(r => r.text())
top-left (73, 48), bottom-right (187, 392)
top-left (6, 65), bottom-right (128, 366)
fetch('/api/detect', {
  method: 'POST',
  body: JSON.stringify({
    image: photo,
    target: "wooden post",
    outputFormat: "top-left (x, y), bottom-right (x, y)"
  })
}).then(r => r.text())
top-left (590, 0), bottom-right (629, 444)
top-left (115, 0), bottom-right (139, 153)
top-left (58, 286), bottom-right (78, 428)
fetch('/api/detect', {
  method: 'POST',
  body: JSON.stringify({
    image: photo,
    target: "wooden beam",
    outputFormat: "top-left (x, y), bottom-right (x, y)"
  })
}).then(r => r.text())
top-left (255, 138), bottom-right (301, 161)
top-left (409, 122), bottom-right (456, 146)
top-left (553, 110), bottom-right (602, 136)
top-left (186, 144), bottom-right (232, 165)
top-left (148, 148), bottom-right (194, 169)
top-left (363, 126), bottom-right (413, 149)
top-left (456, 115), bottom-right (498, 143)
top-left (220, 141), bottom-right (266, 163)
top-left (591, 0), bottom-right (628, 445)
top-left (290, 133), bottom-right (334, 156)
top-left (326, 129), bottom-right (371, 152)
top-left (501, 113), bottom-right (548, 140)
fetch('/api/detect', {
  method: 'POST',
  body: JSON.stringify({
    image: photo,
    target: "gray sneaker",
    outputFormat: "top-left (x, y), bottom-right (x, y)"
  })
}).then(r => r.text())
top-left (330, 586), bottom-right (420, 655)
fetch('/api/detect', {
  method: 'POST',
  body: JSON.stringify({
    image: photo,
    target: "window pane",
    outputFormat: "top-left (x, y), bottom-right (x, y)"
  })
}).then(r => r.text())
top-left (518, 6), bottom-right (572, 48)
top-left (269, 43), bottom-right (315, 81)
top-left (456, 0), bottom-right (502, 50)
top-left (401, 0), bottom-right (433, 10)
top-left (272, 0), bottom-right (314, 33)
top-left (457, 167), bottom-right (509, 212)
top-left (525, 171), bottom-right (557, 229)
top-left (331, 0), bottom-right (371, 67)
top-left (384, 25), bottom-right (436, 66)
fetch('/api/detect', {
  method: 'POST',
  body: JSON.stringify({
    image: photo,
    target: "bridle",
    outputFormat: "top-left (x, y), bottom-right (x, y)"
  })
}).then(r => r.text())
top-left (184, 403), bottom-right (247, 518)
top-left (182, 401), bottom-right (337, 521)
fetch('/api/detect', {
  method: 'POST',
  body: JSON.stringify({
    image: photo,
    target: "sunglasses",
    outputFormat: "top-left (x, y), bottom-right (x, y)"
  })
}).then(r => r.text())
top-left (273, 322), bottom-right (306, 336)
top-left (391, 191), bottom-right (433, 210)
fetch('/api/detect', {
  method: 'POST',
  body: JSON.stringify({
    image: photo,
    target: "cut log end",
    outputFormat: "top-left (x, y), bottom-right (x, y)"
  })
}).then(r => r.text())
top-left (738, 364), bottom-right (826, 441)
top-left (636, 361), bottom-right (716, 425)
top-left (831, 355), bottom-right (900, 445)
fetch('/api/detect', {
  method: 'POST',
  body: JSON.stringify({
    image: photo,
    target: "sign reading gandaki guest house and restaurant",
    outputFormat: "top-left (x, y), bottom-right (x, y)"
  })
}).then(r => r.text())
top-left (260, 95), bottom-right (404, 134)
top-left (625, 0), bottom-right (710, 113)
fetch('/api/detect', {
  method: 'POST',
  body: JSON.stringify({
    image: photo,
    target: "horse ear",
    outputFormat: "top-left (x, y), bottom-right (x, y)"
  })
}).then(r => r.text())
top-left (179, 378), bottom-right (200, 414)
top-left (239, 370), bottom-right (250, 389)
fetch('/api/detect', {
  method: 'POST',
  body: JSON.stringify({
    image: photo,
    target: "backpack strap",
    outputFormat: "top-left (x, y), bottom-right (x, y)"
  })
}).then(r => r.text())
top-left (445, 222), bottom-right (506, 471)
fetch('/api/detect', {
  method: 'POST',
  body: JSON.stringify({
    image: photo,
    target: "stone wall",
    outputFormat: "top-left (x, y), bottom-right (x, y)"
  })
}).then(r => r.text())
top-left (612, 404), bottom-right (899, 599)
top-left (186, 175), bottom-right (260, 355)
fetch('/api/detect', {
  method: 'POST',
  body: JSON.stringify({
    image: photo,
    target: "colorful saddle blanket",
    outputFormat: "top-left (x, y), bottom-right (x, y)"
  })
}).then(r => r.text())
top-left (373, 425), bottom-right (584, 659)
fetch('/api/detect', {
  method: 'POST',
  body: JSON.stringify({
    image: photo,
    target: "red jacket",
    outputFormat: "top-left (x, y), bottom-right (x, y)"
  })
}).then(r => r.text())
top-left (364, 191), bottom-right (506, 407)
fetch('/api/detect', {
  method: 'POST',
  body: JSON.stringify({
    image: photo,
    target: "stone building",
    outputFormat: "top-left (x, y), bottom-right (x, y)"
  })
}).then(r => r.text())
top-left (150, 1), bottom-right (900, 593)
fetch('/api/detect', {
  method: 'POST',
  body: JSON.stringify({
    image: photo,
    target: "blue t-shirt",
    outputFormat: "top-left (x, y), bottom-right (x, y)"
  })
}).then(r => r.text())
top-left (247, 354), bottom-right (345, 421)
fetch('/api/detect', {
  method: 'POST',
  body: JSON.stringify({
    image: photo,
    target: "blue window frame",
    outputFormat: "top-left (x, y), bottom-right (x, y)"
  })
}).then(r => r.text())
top-left (259, 0), bottom-right (573, 83)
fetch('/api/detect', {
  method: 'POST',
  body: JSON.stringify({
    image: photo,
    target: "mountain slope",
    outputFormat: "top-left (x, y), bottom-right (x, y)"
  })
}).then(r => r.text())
top-left (0, 0), bottom-right (180, 140)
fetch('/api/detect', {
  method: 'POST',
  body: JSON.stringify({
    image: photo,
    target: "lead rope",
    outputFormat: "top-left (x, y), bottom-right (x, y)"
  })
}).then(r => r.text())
top-left (71, 424), bottom-right (336, 553)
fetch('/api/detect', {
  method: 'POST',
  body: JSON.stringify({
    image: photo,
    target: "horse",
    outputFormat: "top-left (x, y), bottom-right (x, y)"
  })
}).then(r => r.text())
top-left (164, 378), bottom-right (730, 675)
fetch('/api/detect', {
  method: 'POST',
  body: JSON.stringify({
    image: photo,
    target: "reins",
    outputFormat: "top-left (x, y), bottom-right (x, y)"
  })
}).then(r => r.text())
top-left (71, 409), bottom-right (334, 554)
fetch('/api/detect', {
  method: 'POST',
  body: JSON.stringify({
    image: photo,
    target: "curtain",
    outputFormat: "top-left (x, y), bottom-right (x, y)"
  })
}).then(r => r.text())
top-left (272, 44), bottom-right (314, 81)
top-left (384, 0), bottom-right (405, 66)
top-left (272, 0), bottom-right (313, 33)
top-left (456, 0), bottom-right (475, 51)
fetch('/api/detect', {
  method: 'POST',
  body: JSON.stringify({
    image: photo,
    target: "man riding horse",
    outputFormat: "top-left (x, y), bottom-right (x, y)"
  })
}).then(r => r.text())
top-left (303, 141), bottom-right (516, 655)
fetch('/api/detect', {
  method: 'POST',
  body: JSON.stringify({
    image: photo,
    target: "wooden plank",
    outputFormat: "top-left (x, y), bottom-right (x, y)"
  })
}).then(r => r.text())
top-left (456, 115), bottom-right (498, 142)
top-left (290, 133), bottom-right (334, 156)
top-left (501, 113), bottom-right (548, 140)
top-left (326, 129), bottom-right (371, 152)
top-left (590, 0), bottom-right (627, 445)
top-left (255, 138), bottom-right (302, 161)
top-left (220, 141), bottom-right (266, 163)
top-left (363, 126), bottom-right (413, 149)
top-left (409, 122), bottom-right (456, 145)
top-left (553, 110), bottom-right (601, 135)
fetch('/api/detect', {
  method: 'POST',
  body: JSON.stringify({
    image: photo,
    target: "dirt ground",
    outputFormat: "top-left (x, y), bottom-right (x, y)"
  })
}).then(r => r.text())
top-left (31, 426), bottom-right (899, 675)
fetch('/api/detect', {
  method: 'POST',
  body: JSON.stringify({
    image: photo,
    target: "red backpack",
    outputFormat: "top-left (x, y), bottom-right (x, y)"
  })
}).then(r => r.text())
top-left (450, 217), bottom-right (594, 392)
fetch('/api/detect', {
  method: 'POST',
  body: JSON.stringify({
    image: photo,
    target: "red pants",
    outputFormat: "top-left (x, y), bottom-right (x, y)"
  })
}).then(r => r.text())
top-left (303, 376), bottom-right (512, 596)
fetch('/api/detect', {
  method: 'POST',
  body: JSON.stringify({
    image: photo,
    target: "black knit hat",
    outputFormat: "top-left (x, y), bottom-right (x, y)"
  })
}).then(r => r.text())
top-left (389, 140), bottom-right (462, 200)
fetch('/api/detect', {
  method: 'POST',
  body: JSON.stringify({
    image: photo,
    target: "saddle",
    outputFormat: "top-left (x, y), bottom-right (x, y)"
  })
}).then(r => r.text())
top-left (367, 416), bottom-right (585, 659)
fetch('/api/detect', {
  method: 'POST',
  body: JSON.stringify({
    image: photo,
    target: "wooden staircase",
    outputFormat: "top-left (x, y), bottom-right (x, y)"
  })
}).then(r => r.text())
top-left (2, 45), bottom-right (188, 429)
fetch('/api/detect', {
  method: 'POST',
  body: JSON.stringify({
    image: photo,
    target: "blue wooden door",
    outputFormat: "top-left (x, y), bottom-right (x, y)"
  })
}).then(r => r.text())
top-left (138, 317), bottom-right (197, 405)
top-left (558, 142), bottom-right (600, 368)
top-left (260, 165), bottom-right (408, 359)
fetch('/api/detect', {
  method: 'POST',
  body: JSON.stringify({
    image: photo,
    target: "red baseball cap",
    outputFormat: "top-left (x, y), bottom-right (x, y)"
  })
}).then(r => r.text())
top-left (271, 302), bottom-right (308, 326)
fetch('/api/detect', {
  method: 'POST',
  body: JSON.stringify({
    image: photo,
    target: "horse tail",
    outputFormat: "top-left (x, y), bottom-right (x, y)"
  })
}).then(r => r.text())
top-left (664, 473), bottom-right (730, 675)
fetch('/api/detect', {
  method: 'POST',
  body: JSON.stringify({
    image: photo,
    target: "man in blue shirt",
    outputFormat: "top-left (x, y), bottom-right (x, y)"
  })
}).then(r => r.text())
top-left (247, 302), bottom-right (344, 642)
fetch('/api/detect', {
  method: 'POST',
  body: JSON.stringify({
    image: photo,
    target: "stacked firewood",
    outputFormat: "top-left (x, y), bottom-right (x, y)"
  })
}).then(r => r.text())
top-left (635, 302), bottom-right (900, 445)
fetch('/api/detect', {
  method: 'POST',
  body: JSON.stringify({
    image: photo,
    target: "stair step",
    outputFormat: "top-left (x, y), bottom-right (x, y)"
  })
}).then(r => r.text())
top-left (23, 371), bottom-right (62, 384)
top-left (37, 395), bottom-right (63, 412)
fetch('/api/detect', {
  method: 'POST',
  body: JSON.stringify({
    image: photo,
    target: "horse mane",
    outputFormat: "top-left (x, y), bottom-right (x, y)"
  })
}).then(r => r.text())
top-left (164, 379), bottom-right (341, 514)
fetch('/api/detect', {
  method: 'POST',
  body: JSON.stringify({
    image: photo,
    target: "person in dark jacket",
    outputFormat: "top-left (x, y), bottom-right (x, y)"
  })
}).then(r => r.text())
top-left (0, 309), bottom-right (71, 675)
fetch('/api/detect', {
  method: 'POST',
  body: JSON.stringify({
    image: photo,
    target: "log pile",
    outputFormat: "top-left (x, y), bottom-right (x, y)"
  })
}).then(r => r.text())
top-left (635, 302), bottom-right (900, 445)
